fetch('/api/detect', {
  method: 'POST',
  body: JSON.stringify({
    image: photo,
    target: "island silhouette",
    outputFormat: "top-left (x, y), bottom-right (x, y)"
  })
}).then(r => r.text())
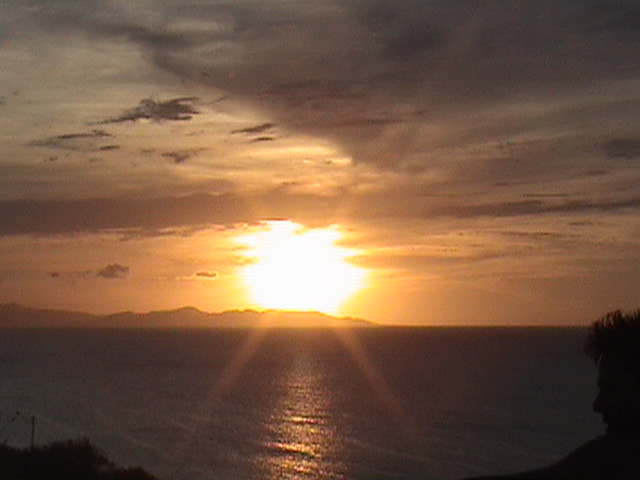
top-left (0, 303), bottom-right (373, 329)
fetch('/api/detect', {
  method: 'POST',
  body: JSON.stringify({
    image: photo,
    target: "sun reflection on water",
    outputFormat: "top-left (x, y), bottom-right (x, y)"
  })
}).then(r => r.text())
top-left (259, 351), bottom-right (346, 479)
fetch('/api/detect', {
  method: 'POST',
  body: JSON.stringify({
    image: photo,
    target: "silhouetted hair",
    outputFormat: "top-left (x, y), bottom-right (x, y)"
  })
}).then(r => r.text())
top-left (585, 309), bottom-right (640, 376)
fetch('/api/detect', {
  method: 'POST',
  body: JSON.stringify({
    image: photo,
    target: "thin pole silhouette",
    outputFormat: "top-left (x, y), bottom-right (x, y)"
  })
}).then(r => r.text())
top-left (30, 415), bottom-right (35, 451)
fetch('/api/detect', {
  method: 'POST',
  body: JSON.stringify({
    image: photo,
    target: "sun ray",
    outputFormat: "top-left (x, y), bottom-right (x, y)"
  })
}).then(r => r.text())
top-left (332, 328), bottom-right (416, 437)
top-left (170, 324), bottom-right (270, 462)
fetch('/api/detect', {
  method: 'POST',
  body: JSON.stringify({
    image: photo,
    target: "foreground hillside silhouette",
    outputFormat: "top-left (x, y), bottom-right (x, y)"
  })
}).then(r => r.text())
top-left (0, 439), bottom-right (156, 480)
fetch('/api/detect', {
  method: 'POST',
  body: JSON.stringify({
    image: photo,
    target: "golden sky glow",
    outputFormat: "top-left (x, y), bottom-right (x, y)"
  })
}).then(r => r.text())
top-left (237, 221), bottom-right (366, 314)
top-left (2, 2), bottom-right (640, 325)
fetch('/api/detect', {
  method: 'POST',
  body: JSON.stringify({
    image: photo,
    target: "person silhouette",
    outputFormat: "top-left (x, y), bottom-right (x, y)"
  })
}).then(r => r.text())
top-left (462, 309), bottom-right (640, 479)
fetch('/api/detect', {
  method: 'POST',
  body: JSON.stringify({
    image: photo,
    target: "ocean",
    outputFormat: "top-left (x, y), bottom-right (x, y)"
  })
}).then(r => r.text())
top-left (0, 327), bottom-right (602, 479)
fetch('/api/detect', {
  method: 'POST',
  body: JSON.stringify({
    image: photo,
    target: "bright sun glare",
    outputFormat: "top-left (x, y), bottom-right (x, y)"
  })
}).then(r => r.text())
top-left (237, 221), bottom-right (366, 314)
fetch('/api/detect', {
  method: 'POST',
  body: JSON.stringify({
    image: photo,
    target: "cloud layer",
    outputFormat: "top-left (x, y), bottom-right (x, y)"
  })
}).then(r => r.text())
top-left (4, 1), bottom-right (639, 190)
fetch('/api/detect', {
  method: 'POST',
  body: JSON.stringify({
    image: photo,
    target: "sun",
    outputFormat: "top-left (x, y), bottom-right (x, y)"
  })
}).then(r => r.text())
top-left (237, 221), bottom-right (366, 314)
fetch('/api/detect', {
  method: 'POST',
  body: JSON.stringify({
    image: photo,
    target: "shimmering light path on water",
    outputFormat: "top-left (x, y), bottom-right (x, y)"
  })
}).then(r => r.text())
top-left (0, 328), bottom-right (601, 479)
top-left (260, 349), bottom-right (345, 479)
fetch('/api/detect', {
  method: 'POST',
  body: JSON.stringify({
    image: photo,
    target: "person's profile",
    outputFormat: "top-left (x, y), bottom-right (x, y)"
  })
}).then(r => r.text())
top-left (462, 310), bottom-right (640, 480)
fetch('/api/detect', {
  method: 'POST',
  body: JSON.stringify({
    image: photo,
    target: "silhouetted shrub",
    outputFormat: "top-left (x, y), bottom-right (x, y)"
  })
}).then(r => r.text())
top-left (0, 439), bottom-right (156, 480)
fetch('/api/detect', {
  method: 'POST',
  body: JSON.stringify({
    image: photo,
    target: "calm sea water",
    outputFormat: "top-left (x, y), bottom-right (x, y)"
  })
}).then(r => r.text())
top-left (0, 328), bottom-right (602, 479)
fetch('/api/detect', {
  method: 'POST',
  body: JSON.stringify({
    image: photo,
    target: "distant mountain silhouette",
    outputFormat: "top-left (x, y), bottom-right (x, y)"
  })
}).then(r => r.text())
top-left (0, 303), bottom-right (374, 328)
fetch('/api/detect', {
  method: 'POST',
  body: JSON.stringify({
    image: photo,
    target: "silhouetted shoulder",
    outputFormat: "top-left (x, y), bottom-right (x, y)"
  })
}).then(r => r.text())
top-left (462, 433), bottom-right (640, 480)
top-left (553, 433), bottom-right (640, 479)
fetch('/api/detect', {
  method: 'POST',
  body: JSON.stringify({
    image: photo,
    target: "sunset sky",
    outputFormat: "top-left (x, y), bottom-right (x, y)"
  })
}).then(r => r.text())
top-left (2, 1), bottom-right (640, 325)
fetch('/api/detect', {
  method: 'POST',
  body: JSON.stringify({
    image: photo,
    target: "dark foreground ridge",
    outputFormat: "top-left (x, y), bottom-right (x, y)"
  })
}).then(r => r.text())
top-left (0, 438), bottom-right (156, 480)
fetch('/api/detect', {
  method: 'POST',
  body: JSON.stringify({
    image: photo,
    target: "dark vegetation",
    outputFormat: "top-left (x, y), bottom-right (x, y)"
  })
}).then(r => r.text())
top-left (0, 439), bottom-right (157, 480)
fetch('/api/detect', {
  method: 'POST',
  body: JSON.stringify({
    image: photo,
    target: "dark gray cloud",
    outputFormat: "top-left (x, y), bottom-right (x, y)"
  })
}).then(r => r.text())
top-left (100, 97), bottom-right (199, 124)
top-left (54, 131), bottom-right (111, 140)
top-left (434, 196), bottom-right (640, 219)
top-left (603, 137), bottom-right (640, 159)
top-left (249, 136), bottom-right (274, 143)
top-left (355, 0), bottom-right (447, 61)
top-left (16, 1), bottom-right (640, 176)
top-left (96, 263), bottom-right (130, 279)
top-left (29, 129), bottom-right (113, 152)
top-left (99, 145), bottom-right (120, 151)
top-left (1, 191), bottom-right (640, 236)
top-left (582, 1), bottom-right (640, 33)
top-left (194, 270), bottom-right (218, 279)
top-left (0, 195), bottom-right (259, 235)
top-left (232, 123), bottom-right (276, 143)
top-left (6, 0), bottom-right (640, 220)
top-left (114, 0), bottom-right (640, 174)
top-left (162, 150), bottom-right (198, 164)
top-left (231, 123), bottom-right (275, 135)
top-left (47, 270), bottom-right (93, 280)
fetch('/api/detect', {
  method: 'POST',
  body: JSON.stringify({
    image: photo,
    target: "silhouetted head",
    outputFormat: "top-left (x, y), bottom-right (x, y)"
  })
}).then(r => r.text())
top-left (585, 310), bottom-right (640, 434)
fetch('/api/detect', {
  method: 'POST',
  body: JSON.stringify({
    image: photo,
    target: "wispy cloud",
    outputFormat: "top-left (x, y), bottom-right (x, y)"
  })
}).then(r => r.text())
top-left (100, 97), bottom-right (199, 124)
top-left (231, 123), bottom-right (275, 135)
top-left (193, 270), bottom-right (218, 280)
top-left (29, 130), bottom-right (114, 152)
top-left (161, 149), bottom-right (204, 164)
top-left (249, 136), bottom-right (274, 143)
top-left (175, 270), bottom-right (219, 281)
top-left (96, 263), bottom-right (130, 279)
